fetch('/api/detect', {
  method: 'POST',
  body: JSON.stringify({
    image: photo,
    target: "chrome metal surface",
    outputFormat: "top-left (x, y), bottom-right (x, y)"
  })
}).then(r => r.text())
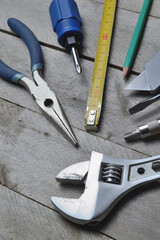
top-left (71, 47), bottom-right (82, 74)
top-left (51, 151), bottom-right (160, 226)
top-left (19, 70), bottom-right (78, 146)
top-left (125, 118), bottom-right (160, 141)
top-left (87, 110), bottom-right (96, 126)
top-left (56, 161), bottom-right (89, 184)
top-left (125, 50), bottom-right (160, 93)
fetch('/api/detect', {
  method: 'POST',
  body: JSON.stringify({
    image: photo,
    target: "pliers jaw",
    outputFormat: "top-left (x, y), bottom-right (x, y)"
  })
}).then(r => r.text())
top-left (19, 70), bottom-right (78, 146)
top-left (36, 92), bottom-right (78, 146)
top-left (0, 18), bottom-right (78, 146)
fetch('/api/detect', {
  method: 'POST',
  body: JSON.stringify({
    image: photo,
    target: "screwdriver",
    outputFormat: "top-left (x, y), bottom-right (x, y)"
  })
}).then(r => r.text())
top-left (124, 118), bottom-right (160, 141)
top-left (49, 0), bottom-right (83, 74)
top-left (129, 93), bottom-right (160, 115)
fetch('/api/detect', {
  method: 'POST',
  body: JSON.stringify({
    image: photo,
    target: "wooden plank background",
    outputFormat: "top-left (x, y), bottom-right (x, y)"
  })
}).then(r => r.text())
top-left (0, 0), bottom-right (160, 239)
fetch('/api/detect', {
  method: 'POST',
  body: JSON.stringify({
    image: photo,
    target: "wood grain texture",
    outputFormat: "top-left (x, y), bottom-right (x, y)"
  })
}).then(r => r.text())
top-left (0, 31), bottom-right (160, 156)
top-left (0, 98), bottom-right (146, 204)
top-left (0, 185), bottom-right (112, 240)
top-left (0, 0), bottom-right (160, 74)
top-left (118, 0), bottom-right (160, 18)
top-left (99, 182), bottom-right (160, 240)
top-left (87, 0), bottom-right (160, 18)
top-left (0, 0), bottom-right (160, 239)
top-left (1, 98), bottom-right (160, 240)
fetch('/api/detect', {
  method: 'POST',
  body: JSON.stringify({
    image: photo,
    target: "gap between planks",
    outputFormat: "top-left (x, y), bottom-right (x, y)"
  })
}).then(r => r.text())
top-left (0, 96), bottom-right (151, 157)
top-left (0, 183), bottom-right (116, 240)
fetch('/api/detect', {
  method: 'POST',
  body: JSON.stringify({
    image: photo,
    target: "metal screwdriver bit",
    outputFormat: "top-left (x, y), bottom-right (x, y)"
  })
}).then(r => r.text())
top-left (129, 93), bottom-right (160, 115)
top-left (71, 47), bottom-right (82, 74)
top-left (124, 118), bottom-right (160, 141)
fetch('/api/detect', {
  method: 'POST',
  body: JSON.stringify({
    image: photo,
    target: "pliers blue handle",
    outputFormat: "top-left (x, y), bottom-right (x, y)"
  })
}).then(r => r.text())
top-left (0, 18), bottom-right (43, 83)
top-left (0, 18), bottom-right (78, 146)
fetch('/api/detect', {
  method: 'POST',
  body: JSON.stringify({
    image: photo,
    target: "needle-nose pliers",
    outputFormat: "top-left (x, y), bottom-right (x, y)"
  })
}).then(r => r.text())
top-left (0, 18), bottom-right (78, 146)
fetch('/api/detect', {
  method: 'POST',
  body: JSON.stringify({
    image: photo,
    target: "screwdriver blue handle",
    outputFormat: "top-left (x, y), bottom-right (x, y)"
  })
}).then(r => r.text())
top-left (8, 18), bottom-right (43, 72)
top-left (49, 0), bottom-right (83, 48)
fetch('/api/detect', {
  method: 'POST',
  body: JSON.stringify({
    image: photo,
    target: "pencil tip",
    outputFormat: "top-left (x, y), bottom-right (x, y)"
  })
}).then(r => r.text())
top-left (123, 67), bottom-right (130, 80)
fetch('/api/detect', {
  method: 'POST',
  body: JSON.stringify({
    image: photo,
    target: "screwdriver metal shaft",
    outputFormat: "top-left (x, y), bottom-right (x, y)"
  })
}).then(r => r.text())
top-left (71, 47), bottom-right (82, 74)
top-left (129, 93), bottom-right (160, 115)
top-left (124, 118), bottom-right (160, 141)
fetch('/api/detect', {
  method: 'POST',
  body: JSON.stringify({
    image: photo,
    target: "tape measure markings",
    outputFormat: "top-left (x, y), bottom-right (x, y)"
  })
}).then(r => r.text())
top-left (85, 0), bottom-right (117, 130)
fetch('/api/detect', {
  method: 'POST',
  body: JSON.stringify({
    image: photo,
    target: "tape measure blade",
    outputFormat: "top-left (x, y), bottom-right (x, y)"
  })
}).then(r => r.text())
top-left (85, 0), bottom-right (117, 131)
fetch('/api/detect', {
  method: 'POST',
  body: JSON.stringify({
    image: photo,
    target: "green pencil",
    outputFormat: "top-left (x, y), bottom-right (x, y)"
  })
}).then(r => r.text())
top-left (123, 0), bottom-right (152, 79)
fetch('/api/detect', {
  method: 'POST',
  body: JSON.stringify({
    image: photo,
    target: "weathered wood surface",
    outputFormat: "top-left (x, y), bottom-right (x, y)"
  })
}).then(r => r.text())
top-left (0, 0), bottom-right (160, 239)
top-left (0, 185), bottom-right (112, 240)
top-left (1, 0), bottom-right (160, 74)
top-left (0, 97), bottom-right (160, 240)
top-left (96, 0), bottom-right (160, 18)
top-left (0, 31), bottom-right (160, 156)
top-left (118, 0), bottom-right (160, 18)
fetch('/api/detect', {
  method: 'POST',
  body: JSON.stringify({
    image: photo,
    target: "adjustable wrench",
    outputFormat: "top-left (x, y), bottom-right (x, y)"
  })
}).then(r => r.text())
top-left (51, 151), bottom-right (160, 226)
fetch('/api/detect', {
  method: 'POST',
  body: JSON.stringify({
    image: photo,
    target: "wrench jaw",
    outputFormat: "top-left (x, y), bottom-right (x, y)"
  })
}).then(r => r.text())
top-left (51, 191), bottom-right (99, 225)
top-left (51, 184), bottom-right (114, 226)
top-left (51, 152), bottom-right (124, 226)
top-left (56, 161), bottom-right (89, 185)
top-left (51, 181), bottom-right (125, 226)
top-left (51, 152), bottom-right (160, 226)
top-left (51, 152), bottom-right (104, 225)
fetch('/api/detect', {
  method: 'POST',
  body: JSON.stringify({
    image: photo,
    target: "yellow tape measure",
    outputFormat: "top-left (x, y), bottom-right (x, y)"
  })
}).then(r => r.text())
top-left (85, 0), bottom-right (117, 131)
